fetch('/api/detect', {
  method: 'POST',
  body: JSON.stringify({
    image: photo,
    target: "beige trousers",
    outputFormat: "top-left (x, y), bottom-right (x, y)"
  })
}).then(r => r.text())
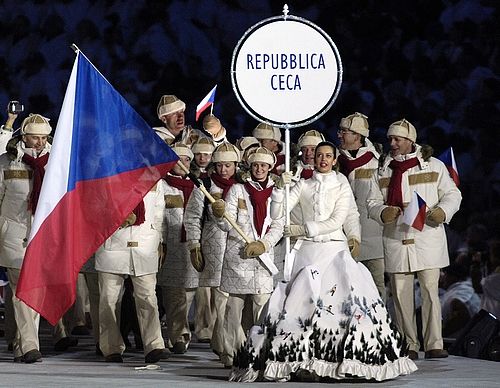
top-left (84, 272), bottom-right (100, 344)
top-left (361, 258), bottom-right (386, 301)
top-left (163, 287), bottom-right (196, 348)
top-left (194, 286), bottom-right (216, 341)
top-left (7, 268), bottom-right (40, 357)
top-left (221, 293), bottom-right (270, 366)
top-left (391, 268), bottom-right (443, 352)
top-left (210, 287), bottom-right (229, 355)
top-left (98, 272), bottom-right (164, 356)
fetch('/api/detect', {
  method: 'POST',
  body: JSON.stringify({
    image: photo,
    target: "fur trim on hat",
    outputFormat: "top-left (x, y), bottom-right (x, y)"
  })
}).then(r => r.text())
top-left (387, 118), bottom-right (417, 142)
top-left (157, 95), bottom-right (186, 118)
top-left (21, 114), bottom-right (52, 135)
top-left (172, 143), bottom-right (194, 160)
top-left (212, 142), bottom-right (241, 163)
top-left (298, 130), bottom-right (325, 148)
top-left (247, 146), bottom-right (276, 169)
top-left (340, 112), bottom-right (369, 137)
top-left (192, 138), bottom-right (215, 154)
top-left (253, 123), bottom-right (276, 141)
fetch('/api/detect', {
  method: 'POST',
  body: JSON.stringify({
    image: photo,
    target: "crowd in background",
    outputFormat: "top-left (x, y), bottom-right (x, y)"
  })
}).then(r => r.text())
top-left (0, 0), bottom-right (498, 361)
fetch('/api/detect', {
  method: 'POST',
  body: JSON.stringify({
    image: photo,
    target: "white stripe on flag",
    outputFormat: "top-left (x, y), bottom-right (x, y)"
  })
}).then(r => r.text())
top-left (28, 56), bottom-right (78, 241)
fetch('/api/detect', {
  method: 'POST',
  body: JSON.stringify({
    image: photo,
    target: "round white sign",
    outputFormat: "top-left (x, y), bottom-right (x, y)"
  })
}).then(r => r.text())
top-left (231, 15), bottom-right (342, 128)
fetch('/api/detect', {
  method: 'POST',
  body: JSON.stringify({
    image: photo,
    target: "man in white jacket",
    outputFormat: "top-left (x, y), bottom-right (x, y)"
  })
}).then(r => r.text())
top-left (367, 119), bottom-right (462, 360)
top-left (153, 95), bottom-right (226, 146)
top-left (0, 114), bottom-right (52, 363)
top-left (337, 112), bottom-right (385, 300)
top-left (95, 183), bottom-right (169, 364)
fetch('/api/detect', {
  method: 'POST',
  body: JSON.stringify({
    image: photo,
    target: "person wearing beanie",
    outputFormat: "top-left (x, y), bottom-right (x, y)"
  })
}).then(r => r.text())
top-left (190, 137), bottom-right (215, 178)
top-left (235, 136), bottom-right (260, 171)
top-left (337, 113), bottom-right (386, 300)
top-left (252, 123), bottom-right (285, 175)
top-left (210, 146), bottom-right (285, 368)
top-left (367, 118), bottom-right (462, 360)
top-left (230, 141), bottom-right (417, 382)
top-left (184, 142), bottom-right (240, 356)
top-left (154, 95), bottom-right (226, 146)
top-left (95, 181), bottom-right (170, 364)
top-left (0, 113), bottom-right (52, 363)
top-left (293, 129), bottom-right (325, 180)
top-left (157, 143), bottom-right (198, 354)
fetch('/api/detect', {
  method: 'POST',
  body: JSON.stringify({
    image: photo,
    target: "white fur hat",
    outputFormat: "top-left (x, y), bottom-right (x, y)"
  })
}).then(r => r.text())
top-left (212, 142), bottom-right (241, 163)
top-left (253, 123), bottom-right (278, 141)
top-left (298, 130), bottom-right (325, 148)
top-left (191, 137), bottom-right (215, 155)
top-left (171, 143), bottom-right (194, 160)
top-left (21, 113), bottom-right (52, 135)
top-left (387, 118), bottom-right (417, 142)
top-left (340, 112), bottom-right (369, 137)
top-left (236, 136), bottom-right (260, 152)
top-left (157, 95), bottom-right (186, 119)
top-left (247, 146), bottom-right (276, 169)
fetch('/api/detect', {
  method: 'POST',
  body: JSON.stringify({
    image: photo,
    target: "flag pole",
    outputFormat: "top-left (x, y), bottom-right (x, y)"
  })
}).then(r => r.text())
top-left (173, 159), bottom-right (251, 244)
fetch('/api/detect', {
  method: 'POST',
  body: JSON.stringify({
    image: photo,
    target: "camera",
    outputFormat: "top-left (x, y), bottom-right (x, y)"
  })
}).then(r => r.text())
top-left (7, 101), bottom-right (24, 114)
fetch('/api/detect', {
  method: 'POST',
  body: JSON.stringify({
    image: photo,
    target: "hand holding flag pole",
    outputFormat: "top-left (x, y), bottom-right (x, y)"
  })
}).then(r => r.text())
top-left (172, 158), bottom-right (279, 275)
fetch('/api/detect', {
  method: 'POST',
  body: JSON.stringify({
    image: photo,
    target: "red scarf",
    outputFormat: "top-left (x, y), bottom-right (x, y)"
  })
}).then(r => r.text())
top-left (338, 151), bottom-right (374, 177)
top-left (300, 168), bottom-right (314, 180)
top-left (22, 153), bottom-right (49, 213)
top-left (164, 174), bottom-right (195, 242)
top-left (271, 153), bottom-right (285, 174)
top-left (387, 158), bottom-right (419, 208)
top-left (244, 181), bottom-right (274, 237)
top-left (211, 173), bottom-right (236, 199)
top-left (131, 201), bottom-right (145, 225)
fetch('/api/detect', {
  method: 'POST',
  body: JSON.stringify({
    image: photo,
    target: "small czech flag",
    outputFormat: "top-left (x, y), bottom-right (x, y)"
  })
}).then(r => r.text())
top-left (402, 191), bottom-right (427, 231)
top-left (195, 85), bottom-right (217, 121)
top-left (438, 147), bottom-right (460, 186)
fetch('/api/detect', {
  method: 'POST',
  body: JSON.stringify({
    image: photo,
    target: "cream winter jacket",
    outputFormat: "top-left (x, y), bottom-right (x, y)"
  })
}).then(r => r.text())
top-left (0, 141), bottom-right (50, 269)
top-left (271, 170), bottom-right (359, 243)
top-left (216, 180), bottom-right (285, 294)
top-left (157, 176), bottom-right (200, 289)
top-left (338, 138), bottom-right (384, 261)
top-left (94, 181), bottom-right (166, 276)
top-left (367, 144), bottom-right (462, 273)
top-left (184, 178), bottom-right (228, 287)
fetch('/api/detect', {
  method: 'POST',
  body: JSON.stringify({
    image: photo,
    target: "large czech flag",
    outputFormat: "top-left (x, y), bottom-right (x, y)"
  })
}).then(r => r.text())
top-left (16, 51), bottom-right (178, 325)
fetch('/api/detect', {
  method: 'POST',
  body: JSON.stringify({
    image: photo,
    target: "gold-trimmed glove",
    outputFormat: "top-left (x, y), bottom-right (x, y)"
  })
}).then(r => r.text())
top-left (284, 224), bottom-right (306, 238)
top-left (211, 199), bottom-right (225, 218)
top-left (274, 171), bottom-right (293, 189)
top-left (121, 212), bottom-right (137, 228)
top-left (427, 207), bottom-right (446, 224)
top-left (190, 243), bottom-right (205, 272)
top-left (244, 240), bottom-right (267, 258)
top-left (381, 206), bottom-right (401, 224)
top-left (348, 238), bottom-right (360, 259)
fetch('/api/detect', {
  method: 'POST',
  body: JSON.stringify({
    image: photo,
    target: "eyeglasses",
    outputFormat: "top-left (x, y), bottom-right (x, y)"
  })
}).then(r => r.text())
top-left (337, 129), bottom-right (355, 135)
